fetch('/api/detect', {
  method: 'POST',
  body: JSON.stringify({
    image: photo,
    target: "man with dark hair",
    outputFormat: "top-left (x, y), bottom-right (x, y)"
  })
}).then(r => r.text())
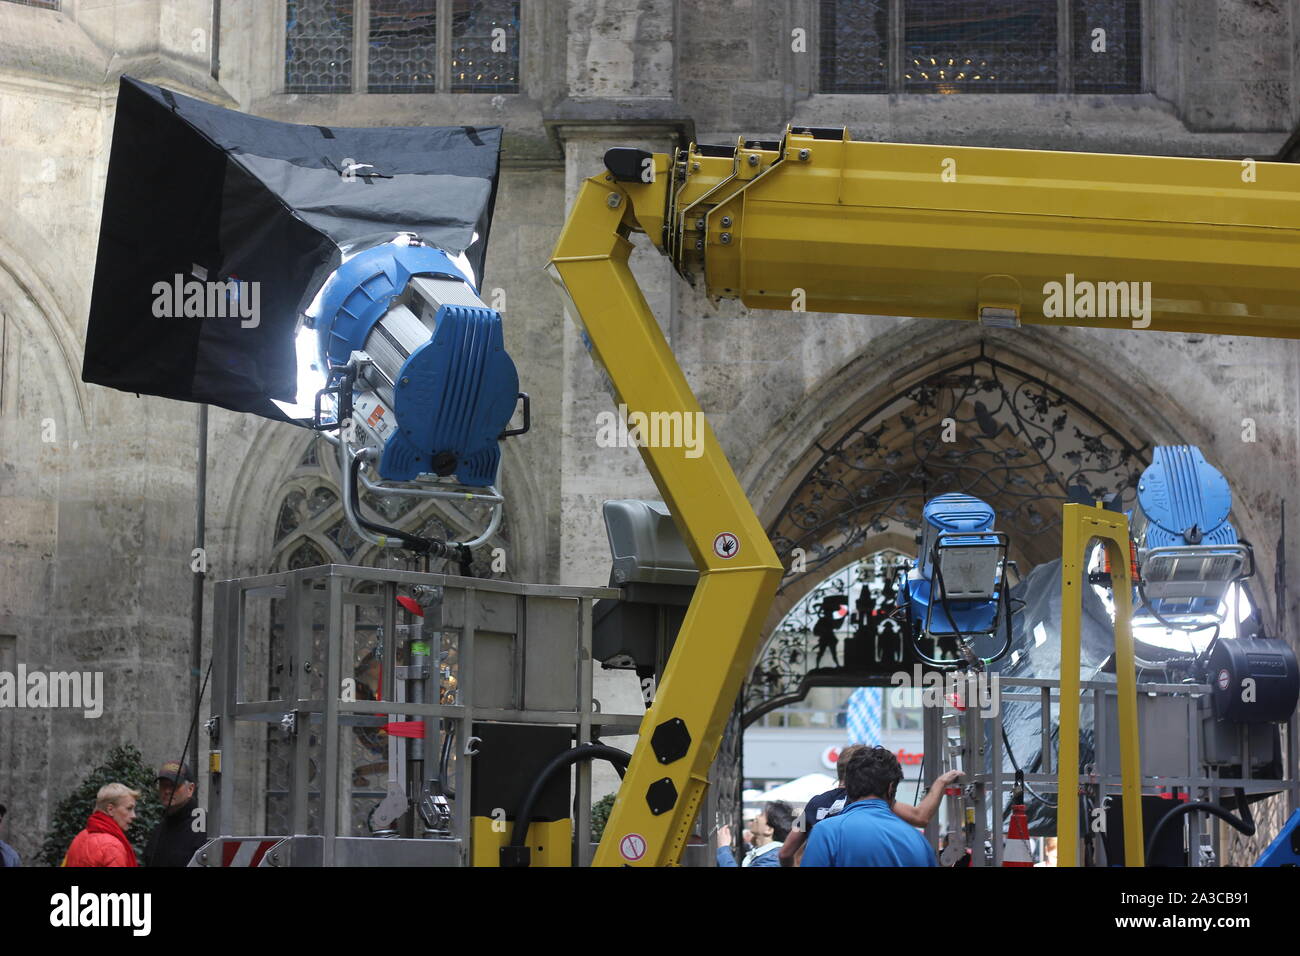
top-left (716, 800), bottom-right (795, 867)
top-left (144, 760), bottom-right (207, 867)
top-left (780, 745), bottom-right (959, 866)
top-left (801, 746), bottom-right (938, 867)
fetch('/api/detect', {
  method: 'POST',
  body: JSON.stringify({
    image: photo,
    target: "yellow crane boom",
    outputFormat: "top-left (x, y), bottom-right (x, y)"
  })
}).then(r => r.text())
top-left (549, 125), bottom-right (1300, 866)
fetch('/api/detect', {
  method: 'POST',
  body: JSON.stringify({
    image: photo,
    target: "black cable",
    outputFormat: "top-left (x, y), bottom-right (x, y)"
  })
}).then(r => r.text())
top-left (434, 719), bottom-right (455, 800)
top-left (507, 744), bottom-right (632, 859)
top-left (1144, 787), bottom-right (1255, 865)
top-left (348, 455), bottom-right (468, 563)
top-left (592, 737), bottom-right (627, 779)
top-left (147, 655), bottom-right (213, 866)
top-left (999, 724), bottom-right (1058, 808)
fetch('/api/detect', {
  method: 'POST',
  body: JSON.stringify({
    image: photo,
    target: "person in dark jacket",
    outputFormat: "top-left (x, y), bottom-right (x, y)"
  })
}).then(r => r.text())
top-left (144, 760), bottom-right (207, 867)
top-left (716, 801), bottom-right (795, 867)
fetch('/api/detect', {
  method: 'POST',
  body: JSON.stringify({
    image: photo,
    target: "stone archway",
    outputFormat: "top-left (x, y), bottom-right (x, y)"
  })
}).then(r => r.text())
top-left (742, 343), bottom-right (1152, 722)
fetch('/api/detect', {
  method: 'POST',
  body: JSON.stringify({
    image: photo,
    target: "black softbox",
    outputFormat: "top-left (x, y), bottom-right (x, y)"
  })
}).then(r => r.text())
top-left (83, 76), bottom-right (502, 421)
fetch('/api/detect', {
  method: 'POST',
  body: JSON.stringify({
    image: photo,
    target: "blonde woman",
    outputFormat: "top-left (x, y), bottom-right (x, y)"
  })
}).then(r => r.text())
top-left (63, 783), bottom-right (139, 867)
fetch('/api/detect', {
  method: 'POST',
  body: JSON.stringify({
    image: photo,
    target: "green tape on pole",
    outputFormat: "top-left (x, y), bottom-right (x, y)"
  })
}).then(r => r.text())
top-left (411, 641), bottom-right (430, 655)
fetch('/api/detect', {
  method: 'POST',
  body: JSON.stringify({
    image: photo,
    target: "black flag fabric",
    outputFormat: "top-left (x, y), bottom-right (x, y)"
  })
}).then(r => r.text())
top-left (83, 76), bottom-right (502, 421)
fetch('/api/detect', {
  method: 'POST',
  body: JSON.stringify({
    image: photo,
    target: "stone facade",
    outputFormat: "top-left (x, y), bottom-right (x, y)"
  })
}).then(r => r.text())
top-left (1, 0), bottom-right (1298, 863)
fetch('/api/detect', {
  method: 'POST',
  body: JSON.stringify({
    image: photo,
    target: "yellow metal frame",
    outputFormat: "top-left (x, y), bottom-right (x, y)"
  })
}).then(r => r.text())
top-left (1056, 503), bottom-right (1144, 867)
top-left (549, 168), bottom-right (783, 866)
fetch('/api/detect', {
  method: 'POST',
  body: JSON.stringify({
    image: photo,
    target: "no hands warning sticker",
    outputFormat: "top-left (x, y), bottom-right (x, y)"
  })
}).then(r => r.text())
top-left (1217, 668), bottom-right (1230, 691)
top-left (713, 532), bottom-right (740, 559)
top-left (619, 833), bottom-right (647, 862)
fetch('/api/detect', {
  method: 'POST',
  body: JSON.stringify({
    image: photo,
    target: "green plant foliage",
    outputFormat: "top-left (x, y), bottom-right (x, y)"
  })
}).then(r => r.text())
top-left (37, 743), bottom-right (163, 867)
top-left (590, 792), bottom-right (617, 843)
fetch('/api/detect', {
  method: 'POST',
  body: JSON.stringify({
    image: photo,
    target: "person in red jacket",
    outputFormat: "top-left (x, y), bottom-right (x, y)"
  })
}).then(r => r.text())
top-left (63, 783), bottom-right (139, 867)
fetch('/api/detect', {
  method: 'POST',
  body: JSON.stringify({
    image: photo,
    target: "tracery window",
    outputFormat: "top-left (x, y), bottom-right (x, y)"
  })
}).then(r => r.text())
top-left (819, 0), bottom-right (1142, 94)
top-left (268, 435), bottom-right (506, 575)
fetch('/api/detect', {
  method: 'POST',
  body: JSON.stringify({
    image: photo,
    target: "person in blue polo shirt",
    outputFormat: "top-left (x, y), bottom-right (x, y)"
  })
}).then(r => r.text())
top-left (801, 746), bottom-right (938, 867)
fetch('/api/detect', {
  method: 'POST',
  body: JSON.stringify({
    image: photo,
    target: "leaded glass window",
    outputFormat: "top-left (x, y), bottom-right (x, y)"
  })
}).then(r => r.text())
top-left (819, 0), bottom-right (1142, 94)
top-left (819, 0), bottom-right (889, 93)
top-left (451, 0), bottom-right (520, 93)
top-left (284, 0), bottom-right (520, 94)
top-left (904, 1), bottom-right (1057, 93)
top-left (285, 0), bottom-right (355, 94)
top-left (368, 0), bottom-right (438, 93)
top-left (1071, 0), bottom-right (1141, 93)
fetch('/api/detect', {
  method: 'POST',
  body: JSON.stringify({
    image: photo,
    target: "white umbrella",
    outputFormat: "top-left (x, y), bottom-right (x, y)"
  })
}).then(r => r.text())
top-left (758, 772), bottom-right (837, 803)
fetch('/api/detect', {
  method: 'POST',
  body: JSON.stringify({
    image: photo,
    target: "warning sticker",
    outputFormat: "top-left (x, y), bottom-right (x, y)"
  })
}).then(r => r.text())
top-left (713, 532), bottom-right (740, 560)
top-left (1217, 668), bottom-right (1230, 691)
top-left (619, 833), bottom-right (647, 862)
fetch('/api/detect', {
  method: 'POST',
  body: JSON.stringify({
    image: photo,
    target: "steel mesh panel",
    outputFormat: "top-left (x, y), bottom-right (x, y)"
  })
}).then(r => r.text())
top-left (904, 0), bottom-right (1057, 93)
top-left (450, 0), bottom-right (520, 93)
top-left (285, 0), bottom-right (354, 93)
top-left (818, 0), bottom-right (889, 93)
top-left (1071, 0), bottom-right (1141, 93)
top-left (368, 0), bottom-right (438, 93)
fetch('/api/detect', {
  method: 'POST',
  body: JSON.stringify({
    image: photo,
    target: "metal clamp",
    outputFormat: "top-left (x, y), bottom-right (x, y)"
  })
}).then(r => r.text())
top-left (464, 735), bottom-right (481, 757)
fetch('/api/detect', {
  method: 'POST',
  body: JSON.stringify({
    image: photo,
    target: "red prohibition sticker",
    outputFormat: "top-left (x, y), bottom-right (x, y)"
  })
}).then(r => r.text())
top-left (713, 532), bottom-right (740, 559)
top-left (619, 832), bottom-right (647, 862)
top-left (1217, 668), bottom-right (1230, 691)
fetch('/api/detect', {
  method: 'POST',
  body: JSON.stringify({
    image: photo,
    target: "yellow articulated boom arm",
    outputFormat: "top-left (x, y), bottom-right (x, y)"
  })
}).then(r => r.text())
top-left (549, 125), bottom-right (1300, 867)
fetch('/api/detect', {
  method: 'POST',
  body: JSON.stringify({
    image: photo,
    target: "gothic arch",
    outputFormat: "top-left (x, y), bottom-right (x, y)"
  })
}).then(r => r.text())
top-left (0, 215), bottom-right (90, 432)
